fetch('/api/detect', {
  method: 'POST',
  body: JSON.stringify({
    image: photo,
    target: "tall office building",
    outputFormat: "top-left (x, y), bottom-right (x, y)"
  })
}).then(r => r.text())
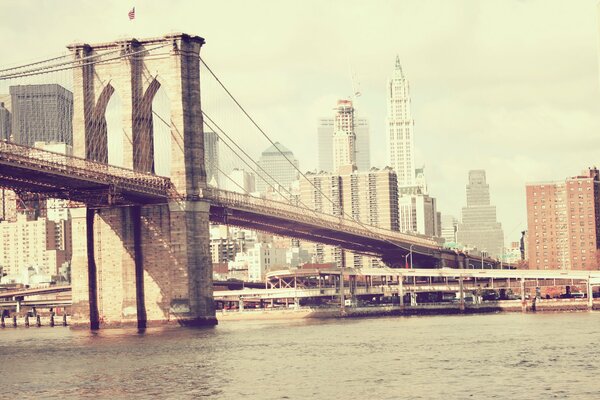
top-left (387, 56), bottom-right (415, 188)
top-left (10, 84), bottom-right (73, 146)
top-left (398, 194), bottom-right (439, 237)
top-left (0, 102), bottom-right (10, 140)
top-left (332, 100), bottom-right (356, 173)
top-left (456, 170), bottom-right (504, 258)
top-left (255, 142), bottom-right (299, 194)
top-left (300, 168), bottom-right (398, 268)
top-left (204, 130), bottom-right (220, 187)
top-left (526, 168), bottom-right (600, 270)
top-left (318, 101), bottom-right (370, 173)
top-left (317, 119), bottom-right (334, 172)
top-left (340, 167), bottom-right (399, 232)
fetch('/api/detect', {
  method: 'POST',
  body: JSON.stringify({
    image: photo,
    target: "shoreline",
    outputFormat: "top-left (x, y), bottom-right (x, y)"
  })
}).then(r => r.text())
top-left (217, 299), bottom-right (600, 321)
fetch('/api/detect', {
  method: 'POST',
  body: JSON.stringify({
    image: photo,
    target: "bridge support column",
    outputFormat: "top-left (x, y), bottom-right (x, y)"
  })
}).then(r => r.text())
top-left (70, 207), bottom-right (140, 328)
top-left (70, 201), bottom-right (215, 328)
top-left (140, 201), bottom-right (215, 326)
top-left (587, 278), bottom-right (593, 309)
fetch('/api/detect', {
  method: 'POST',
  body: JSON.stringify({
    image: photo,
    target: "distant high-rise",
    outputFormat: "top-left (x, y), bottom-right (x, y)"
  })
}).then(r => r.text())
top-left (204, 130), bottom-right (220, 187)
top-left (255, 142), bottom-right (299, 194)
top-left (456, 170), bottom-right (504, 258)
top-left (10, 84), bottom-right (73, 146)
top-left (225, 168), bottom-right (256, 194)
top-left (318, 101), bottom-right (370, 173)
top-left (0, 102), bottom-right (10, 140)
top-left (526, 168), bottom-right (600, 270)
top-left (0, 189), bottom-right (17, 223)
top-left (387, 56), bottom-right (415, 188)
top-left (398, 194), bottom-right (439, 237)
top-left (0, 214), bottom-right (67, 283)
top-left (440, 214), bottom-right (458, 244)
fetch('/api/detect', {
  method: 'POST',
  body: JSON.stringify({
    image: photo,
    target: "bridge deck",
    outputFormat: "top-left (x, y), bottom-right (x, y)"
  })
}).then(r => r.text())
top-left (0, 141), bottom-right (172, 205)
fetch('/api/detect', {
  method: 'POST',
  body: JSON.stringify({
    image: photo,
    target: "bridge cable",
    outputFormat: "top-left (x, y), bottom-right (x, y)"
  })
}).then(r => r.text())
top-left (0, 43), bottom-right (170, 80)
top-left (200, 58), bottom-right (434, 257)
top-left (202, 112), bottom-right (322, 215)
top-left (0, 53), bottom-right (70, 73)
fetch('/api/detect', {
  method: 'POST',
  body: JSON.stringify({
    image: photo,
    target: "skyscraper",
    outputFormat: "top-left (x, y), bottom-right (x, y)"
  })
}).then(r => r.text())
top-left (255, 142), bottom-right (299, 194)
top-left (526, 168), bottom-right (600, 270)
top-left (300, 168), bottom-right (399, 268)
top-left (387, 56), bottom-right (415, 188)
top-left (332, 100), bottom-right (356, 173)
top-left (10, 84), bottom-right (73, 146)
top-left (204, 130), bottom-right (220, 187)
top-left (398, 194), bottom-right (439, 237)
top-left (456, 170), bottom-right (504, 258)
top-left (317, 118), bottom-right (334, 172)
top-left (318, 101), bottom-right (370, 173)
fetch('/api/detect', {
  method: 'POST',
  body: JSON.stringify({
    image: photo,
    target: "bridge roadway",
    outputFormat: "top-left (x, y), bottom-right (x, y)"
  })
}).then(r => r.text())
top-left (0, 141), bottom-right (444, 262)
top-left (0, 141), bottom-right (173, 206)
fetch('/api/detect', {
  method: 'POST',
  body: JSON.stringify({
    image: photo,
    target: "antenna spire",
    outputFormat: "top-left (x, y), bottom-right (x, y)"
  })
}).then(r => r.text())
top-left (395, 55), bottom-right (404, 77)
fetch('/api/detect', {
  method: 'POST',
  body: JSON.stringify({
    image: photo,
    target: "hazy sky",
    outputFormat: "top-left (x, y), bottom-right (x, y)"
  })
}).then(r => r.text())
top-left (2, 0), bottom-right (600, 244)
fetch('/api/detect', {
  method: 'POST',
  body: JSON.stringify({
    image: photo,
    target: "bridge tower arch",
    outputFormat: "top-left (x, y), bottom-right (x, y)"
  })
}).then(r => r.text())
top-left (68, 34), bottom-right (215, 328)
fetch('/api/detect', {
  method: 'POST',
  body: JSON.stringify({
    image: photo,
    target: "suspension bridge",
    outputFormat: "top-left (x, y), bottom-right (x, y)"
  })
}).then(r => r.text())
top-left (0, 33), bottom-right (472, 329)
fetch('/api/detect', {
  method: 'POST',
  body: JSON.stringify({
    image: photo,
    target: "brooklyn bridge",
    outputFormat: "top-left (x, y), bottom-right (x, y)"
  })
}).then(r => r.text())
top-left (0, 33), bottom-right (481, 329)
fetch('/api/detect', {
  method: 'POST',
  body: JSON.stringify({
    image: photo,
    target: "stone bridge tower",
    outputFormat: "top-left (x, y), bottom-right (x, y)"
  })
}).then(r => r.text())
top-left (67, 33), bottom-right (215, 328)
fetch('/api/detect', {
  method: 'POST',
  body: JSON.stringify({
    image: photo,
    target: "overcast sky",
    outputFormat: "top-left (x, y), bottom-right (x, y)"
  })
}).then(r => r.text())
top-left (2, 0), bottom-right (600, 244)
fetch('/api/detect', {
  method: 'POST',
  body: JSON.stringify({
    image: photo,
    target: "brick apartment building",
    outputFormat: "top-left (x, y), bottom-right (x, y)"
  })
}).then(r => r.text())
top-left (526, 167), bottom-right (600, 270)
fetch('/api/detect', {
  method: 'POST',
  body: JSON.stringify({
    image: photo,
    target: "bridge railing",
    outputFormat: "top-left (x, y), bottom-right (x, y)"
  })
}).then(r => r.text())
top-left (202, 188), bottom-right (439, 250)
top-left (0, 140), bottom-right (172, 196)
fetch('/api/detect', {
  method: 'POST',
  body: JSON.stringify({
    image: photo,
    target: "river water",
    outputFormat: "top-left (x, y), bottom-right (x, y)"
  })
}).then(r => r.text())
top-left (1, 313), bottom-right (599, 399)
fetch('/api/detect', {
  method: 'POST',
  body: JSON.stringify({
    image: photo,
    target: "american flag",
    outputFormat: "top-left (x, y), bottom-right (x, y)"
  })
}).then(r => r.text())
top-left (128, 7), bottom-right (135, 20)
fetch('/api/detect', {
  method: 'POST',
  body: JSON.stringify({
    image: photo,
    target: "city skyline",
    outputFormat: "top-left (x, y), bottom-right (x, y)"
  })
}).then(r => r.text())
top-left (1, 1), bottom-right (599, 245)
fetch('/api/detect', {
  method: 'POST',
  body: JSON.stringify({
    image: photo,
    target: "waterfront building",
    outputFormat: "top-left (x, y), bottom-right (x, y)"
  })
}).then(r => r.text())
top-left (234, 243), bottom-right (288, 282)
top-left (386, 56), bottom-right (415, 188)
top-left (0, 214), bottom-right (67, 284)
top-left (456, 170), bottom-right (504, 258)
top-left (204, 130), bottom-right (220, 187)
top-left (255, 142), bottom-right (299, 194)
top-left (503, 242), bottom-right (523, 265)
top-left (526, 167), bottom-right (600, 270)
top-left (10, 84), bottom-right (73, 146)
